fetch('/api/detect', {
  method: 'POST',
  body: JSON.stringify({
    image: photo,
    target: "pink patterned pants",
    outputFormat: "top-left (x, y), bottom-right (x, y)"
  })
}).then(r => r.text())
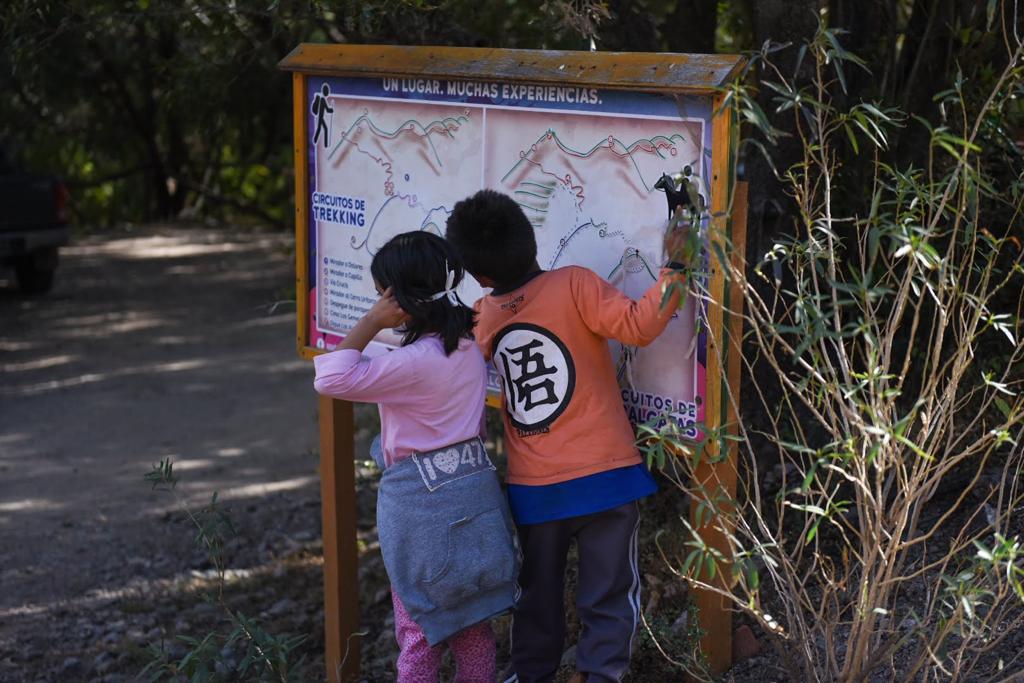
top-left (392, 591), bottom-right (496, 682)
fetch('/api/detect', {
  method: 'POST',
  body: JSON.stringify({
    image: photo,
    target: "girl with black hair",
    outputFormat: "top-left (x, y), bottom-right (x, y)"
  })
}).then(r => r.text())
top-left (313, 231), bottom-right (518, 682)
top-left (369, 230), bottom-right (476, 355)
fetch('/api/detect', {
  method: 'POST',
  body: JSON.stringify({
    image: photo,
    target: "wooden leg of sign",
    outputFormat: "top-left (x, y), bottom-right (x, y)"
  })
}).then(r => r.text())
top-left (690, 182), bottom-right (748, 677)
top-left (319, 396), bottom-right (360, 682)
top-left (688, 432), bottom-right (737, 671)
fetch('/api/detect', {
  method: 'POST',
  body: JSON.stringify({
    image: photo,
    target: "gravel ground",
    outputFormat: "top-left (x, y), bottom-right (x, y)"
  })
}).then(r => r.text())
top-left (0, 224), bottom-right (326, 681)
top-left (2, 224), bottom-right (1019, 682)
top-left (0, 223), bottom-right (738, 682)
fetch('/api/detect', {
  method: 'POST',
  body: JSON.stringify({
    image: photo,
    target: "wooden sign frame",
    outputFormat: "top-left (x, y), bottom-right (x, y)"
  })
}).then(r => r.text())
top-left (279, 43), bottom-right (746, 682)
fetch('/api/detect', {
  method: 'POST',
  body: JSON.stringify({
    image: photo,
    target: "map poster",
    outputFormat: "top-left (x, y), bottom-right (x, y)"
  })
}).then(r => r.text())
top-left (304, 75), bottom-right (712, 439)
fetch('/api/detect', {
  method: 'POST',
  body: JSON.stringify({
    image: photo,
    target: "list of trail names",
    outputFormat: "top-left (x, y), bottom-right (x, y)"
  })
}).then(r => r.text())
top-left (319, 257), bottom-right (374, 331)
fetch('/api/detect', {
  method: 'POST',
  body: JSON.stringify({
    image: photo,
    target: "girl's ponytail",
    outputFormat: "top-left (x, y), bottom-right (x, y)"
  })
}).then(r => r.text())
top-left (370, 232), bottom-right (476, 355)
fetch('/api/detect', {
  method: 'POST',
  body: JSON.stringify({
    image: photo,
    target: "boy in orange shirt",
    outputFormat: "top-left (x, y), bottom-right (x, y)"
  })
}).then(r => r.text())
top-left (446, 190), bottom-right (688, 683)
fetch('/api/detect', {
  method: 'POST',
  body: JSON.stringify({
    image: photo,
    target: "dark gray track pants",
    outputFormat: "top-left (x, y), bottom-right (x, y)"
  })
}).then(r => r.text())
top-left (507, 501), bottom-right (641, 683)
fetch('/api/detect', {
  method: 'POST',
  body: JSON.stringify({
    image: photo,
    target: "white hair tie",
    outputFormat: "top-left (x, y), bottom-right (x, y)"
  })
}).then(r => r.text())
top-left (424, 260), bottom-right (460, 306)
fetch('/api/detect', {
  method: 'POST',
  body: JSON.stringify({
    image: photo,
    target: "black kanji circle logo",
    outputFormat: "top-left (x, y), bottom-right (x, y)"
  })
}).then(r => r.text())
top-left (493, 323), bottom-right (576, 431)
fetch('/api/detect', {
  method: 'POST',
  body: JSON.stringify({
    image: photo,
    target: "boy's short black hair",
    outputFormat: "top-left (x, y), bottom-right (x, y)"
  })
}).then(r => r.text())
top-left (445, 189), bottom-right (537, 286)
top-left (370, 231), bottom-right (475, 355)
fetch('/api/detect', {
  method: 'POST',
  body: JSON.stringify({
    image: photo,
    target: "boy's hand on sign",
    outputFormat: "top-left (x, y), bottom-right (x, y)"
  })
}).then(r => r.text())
top-left (663, 205), bottom-right (694, 265)
top-left (368, 287), bottom-right (408, 329)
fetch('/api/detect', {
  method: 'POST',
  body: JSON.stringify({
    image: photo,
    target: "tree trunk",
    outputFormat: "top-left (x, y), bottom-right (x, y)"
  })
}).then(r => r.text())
top-left (746, 0), bottom-right (820, 259)
top-left (828, 0), bottom-right (888, 100)
top-left (893, 0), bottom-right (956, 161)
top-left (156, 21), bottom-right (187, 217)
top-left (741, 0), bottom-right (820, 455)
top-left (596, 0), bottom-right (661, 51)
top-left (663, 0), bottom-right (718, 54)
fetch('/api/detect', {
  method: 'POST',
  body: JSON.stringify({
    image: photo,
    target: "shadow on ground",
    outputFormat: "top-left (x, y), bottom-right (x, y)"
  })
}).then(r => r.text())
top-left (0, 224), bottom-right (341, 681)
top-left (0, 223), bottom-right (791, 682)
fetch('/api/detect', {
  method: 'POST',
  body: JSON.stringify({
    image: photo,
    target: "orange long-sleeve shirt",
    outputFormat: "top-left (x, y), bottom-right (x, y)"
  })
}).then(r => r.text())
top-left (475, 265), bottom-right (681, 486)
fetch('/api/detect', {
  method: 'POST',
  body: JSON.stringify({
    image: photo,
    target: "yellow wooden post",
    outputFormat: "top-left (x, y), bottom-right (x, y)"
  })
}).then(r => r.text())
top-left (294, 72), bottom-right (361, 682)
top-left (689, 91), bottom-right (743, 674)
top-left (318, 396), bottom-right (360, 682)
top-left (700, 180), bottom-right (746, 668)
top-left (726, 183), bottom-right (748, 453)
top-left (292, 73), bottom-right (310, 357)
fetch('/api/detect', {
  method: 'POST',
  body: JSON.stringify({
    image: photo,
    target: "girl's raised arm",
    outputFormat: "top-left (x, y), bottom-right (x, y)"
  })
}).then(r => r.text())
top-left (313, 347), bottom-right (418, 404)
top-left (312, 288), bottom-right (415, 403)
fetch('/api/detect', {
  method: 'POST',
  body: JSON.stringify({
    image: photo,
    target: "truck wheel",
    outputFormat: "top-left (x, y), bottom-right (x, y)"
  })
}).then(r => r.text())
top-left (15, 246), bottom-right (58, 294)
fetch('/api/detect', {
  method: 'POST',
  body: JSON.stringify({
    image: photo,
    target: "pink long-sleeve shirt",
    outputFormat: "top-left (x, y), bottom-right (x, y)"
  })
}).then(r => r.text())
top-left (313, 336), bottom-right (487, 468)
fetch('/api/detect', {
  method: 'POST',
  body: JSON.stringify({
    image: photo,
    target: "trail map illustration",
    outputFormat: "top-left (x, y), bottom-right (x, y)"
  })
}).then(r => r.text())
top-left (306, 77), bottom-right (711, 435)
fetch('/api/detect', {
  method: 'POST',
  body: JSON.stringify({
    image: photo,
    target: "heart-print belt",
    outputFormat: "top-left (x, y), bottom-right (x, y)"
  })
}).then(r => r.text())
top-left (411, 437), bottom-right (495, 492)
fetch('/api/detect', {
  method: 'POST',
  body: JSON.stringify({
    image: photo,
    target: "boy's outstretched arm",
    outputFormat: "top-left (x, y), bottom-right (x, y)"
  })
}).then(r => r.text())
top-left (572, 208), bottom-right (693, 345)
top-left (570, 265), bottom-right (685, 347)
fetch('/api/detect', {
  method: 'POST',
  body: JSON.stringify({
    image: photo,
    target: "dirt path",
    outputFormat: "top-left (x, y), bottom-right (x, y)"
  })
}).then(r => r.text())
top-left (0, 225), bottom-right (332, 680)
top-left (0, 224), bottom-right (868, 683)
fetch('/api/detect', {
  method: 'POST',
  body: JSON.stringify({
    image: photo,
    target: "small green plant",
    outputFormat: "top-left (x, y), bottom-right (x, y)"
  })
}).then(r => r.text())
top-left (141, 458), bottom-right (308, 682)
top-left (636, 602), bottom-right (711, 681)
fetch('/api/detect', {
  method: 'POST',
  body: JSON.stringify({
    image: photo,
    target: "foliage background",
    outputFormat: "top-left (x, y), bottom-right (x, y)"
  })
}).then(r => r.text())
top-left (3, 2), bottom-right (1022, 680)
top-left (3, 1), bottom-right (1020, 243)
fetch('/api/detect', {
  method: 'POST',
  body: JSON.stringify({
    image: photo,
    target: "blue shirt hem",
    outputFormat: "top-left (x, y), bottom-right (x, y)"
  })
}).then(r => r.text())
top-left (507, 464), bottom-right (658, 525)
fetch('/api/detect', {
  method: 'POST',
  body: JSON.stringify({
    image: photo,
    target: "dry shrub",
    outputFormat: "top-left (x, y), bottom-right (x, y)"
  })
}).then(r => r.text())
top-left (643, 13), bottom-right (1024, 683)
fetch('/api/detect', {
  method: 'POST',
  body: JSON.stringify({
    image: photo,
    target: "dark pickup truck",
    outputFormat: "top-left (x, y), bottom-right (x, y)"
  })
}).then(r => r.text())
top-left (0, 150), bottom-right (70, 294)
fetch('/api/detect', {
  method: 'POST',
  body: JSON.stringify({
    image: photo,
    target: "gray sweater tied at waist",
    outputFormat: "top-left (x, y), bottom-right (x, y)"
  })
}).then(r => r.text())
top-left (372, 436), bottom-right (519, 646)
